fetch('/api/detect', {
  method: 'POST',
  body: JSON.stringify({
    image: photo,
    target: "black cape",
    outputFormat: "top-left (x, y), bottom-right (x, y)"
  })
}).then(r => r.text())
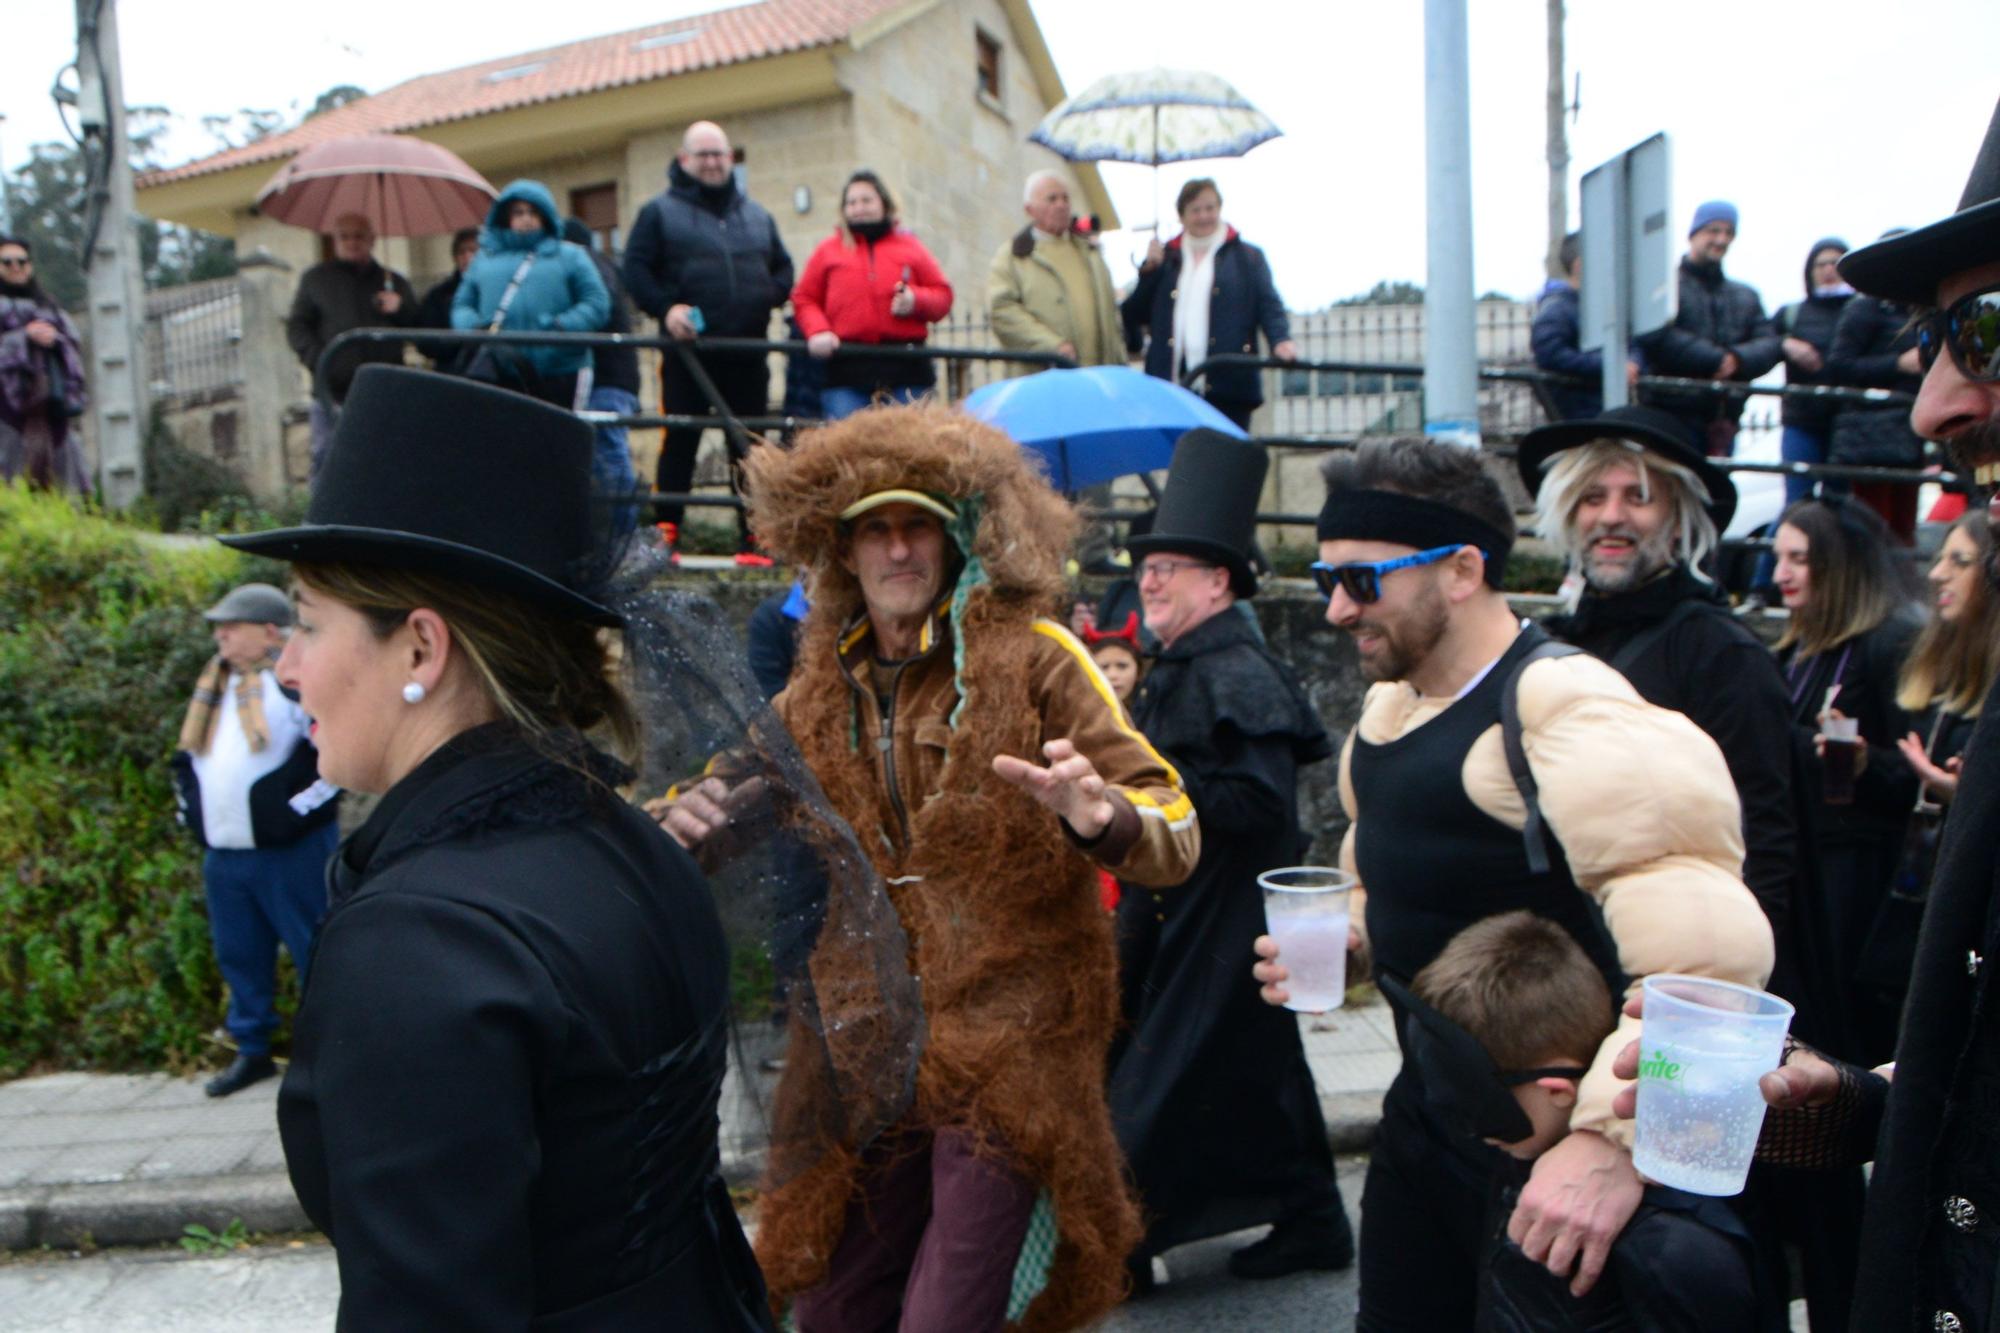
top-left (1108, 609), bottom-right (1339, 1254)
top-left (278, 725), bottom-right (772, 1331)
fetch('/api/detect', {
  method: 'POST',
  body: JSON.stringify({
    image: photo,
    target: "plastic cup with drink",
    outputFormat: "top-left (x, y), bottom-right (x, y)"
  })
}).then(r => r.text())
top-left (1259, 866), bottom-right (1354, 1012)
top-left (1631, 974), bottom-right (1794, 1196)
top-left (1821, 714), bottom-right (1861, 805)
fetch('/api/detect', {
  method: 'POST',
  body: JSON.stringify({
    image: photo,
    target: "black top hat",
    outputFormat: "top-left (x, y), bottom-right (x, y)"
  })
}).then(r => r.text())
top-left (222, 365), bottom-right (620, 625)
top-left (1124, 429), bottom-right (1268, 598)
top-left (1515, 404), bottom-right (1738, 530)
top-left (1841, 97), bottom-right (2000, 306)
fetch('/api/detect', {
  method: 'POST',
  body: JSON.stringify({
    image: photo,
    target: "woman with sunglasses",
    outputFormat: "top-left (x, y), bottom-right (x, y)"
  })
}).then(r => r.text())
top-left (0, 236), bottom-right (90, 493)
top-left (1823, 230), bottom-right (1925, 542)
top-left (1770, 497), bottom-right (1924, 1063)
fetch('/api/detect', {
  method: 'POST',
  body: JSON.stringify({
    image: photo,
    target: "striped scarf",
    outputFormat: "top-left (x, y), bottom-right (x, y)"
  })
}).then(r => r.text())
top-left (178, 656), bottom-right (273, 755)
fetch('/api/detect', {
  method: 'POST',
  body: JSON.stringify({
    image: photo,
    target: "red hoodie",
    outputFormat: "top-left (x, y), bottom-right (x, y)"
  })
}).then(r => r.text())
top-left (791, 226), bottom-right (953, 346)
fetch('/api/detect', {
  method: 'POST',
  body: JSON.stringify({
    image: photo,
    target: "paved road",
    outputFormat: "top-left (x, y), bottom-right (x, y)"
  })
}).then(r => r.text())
top-left (0, 1158), bottom-right (1367, 1332)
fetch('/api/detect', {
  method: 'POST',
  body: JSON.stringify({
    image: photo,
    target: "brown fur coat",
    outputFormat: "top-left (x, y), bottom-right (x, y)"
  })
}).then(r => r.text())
top-left (743, 406), bottom-right (1140, 1331)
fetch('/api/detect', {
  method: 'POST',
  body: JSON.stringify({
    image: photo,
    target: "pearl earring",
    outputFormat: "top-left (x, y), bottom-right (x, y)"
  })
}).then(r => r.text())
top-left (401, 682), bottom-right (427, 705)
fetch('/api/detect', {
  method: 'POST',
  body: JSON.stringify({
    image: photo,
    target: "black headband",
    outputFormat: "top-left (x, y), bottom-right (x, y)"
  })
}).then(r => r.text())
top-left (1316, 488), bottom-right (1513, 588)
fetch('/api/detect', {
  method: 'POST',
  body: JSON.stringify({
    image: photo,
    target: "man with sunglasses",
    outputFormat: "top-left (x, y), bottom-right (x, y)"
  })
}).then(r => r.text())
top-left (1257, 436), bottom-right (1770, 1329)
top-left (1110, 429), bottom-right (1352, 1290)
top-left (1632, 98), bottom-right (2000, 1333)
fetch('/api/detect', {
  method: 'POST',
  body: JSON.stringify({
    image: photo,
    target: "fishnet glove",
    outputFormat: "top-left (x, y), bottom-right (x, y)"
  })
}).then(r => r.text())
top-left (1754, 1037), bottom-right (1889, 1170)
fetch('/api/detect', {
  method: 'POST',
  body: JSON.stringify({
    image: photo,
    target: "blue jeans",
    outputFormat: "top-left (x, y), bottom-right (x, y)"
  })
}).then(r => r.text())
top-left (1753, 424), bottom-right (1829, 590)
top-left (819, 383), bottom-right (928, 420)
top-left (202, 823), bottom-right (338, 1055)
top-left (588, 385), bottom-right (641, 542)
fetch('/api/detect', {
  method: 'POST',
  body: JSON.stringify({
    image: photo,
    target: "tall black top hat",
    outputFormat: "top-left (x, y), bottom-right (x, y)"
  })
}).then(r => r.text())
top-left (1124, 429), bottom-right (1268, 598)
top-left (221, 366), bottom-right (621, 625)
top-left (1515, 404), bottom-right (1738, 530)
top-left (1842, 97), bottom-right (2000, 306)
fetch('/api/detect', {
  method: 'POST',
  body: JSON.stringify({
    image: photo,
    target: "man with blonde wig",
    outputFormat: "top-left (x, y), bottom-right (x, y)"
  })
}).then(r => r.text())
top-left (1519, 404), bottom-right (1796, 931)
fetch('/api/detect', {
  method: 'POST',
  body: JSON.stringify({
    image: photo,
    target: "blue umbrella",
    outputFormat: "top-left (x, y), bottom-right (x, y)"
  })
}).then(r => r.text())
top-left (962, 366), bottom-right (1247, 491)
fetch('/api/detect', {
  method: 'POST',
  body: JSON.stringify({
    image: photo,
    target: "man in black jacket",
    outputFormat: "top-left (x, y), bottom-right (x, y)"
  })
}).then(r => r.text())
top-left (1639, 202), bottom-right (1782, 456)
top-left (1111, 429), bottom-right (1351, 1290)
top-left (1615, 97), bottom-right (2000, 1333)
top-left (284, 213), bottom-right (418, 481)
top-left (412, 227), bottom-right (480, 375)
top-left (621, 121), bottom-right (794, 560)
top-left (1531, 232), bottom-right (1642, 421)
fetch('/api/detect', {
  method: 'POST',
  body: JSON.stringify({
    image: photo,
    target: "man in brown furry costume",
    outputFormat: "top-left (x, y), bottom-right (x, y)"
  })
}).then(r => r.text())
top-left (659, 402), bottom-right (1200, 1332)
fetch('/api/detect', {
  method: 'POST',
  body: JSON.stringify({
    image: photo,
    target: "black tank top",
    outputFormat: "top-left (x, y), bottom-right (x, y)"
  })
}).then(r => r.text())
top-left (1350, 627), bottom-right (1623, 1033)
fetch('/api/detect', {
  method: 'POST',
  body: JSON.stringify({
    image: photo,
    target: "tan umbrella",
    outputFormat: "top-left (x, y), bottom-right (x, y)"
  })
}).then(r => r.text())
top-left (254, 134), bottom-right (497, 237)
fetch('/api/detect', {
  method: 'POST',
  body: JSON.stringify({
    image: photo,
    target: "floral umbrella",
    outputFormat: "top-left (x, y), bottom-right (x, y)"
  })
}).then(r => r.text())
top-left (1029, 69), bottom-right (1281, 226)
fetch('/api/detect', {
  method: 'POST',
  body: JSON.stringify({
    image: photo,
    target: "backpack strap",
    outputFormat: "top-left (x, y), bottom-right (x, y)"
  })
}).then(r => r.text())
top-left (1499, 635), bottom-right (1584, 876)
top-left (1605, 598), bottom-right (1710, 676)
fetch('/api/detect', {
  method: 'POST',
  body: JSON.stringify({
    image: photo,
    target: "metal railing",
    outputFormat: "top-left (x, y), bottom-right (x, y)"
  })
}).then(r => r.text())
top-left (144, 277), bottom-right (241, 409)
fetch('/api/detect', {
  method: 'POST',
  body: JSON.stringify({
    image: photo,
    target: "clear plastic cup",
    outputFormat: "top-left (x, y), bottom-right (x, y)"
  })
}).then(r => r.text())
top-left (1259, 867), bottom-right (1355, 1012)
top-left (1632, 974), bottom-right (1794, 1196)
top-left (1821, 716), bottom-right (1861, 805)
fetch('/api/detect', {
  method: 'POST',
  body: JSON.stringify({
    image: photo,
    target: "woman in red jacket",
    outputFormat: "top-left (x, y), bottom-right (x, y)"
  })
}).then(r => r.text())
top-left (792, 170), bottom-right (953, 419)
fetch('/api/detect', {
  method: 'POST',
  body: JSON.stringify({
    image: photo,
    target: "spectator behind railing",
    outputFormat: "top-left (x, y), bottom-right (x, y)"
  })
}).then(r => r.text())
top-left (1637, 201), bottom-right (1784, 457)
top-left (621, 120), bottom-right (794, 563)
top-left (0, 235), bottom-right (90, 493)
top-left (562, 217), bottom-right (642, 542)
top-left (1120, 176), bottom-right (1298, 431)
top-left (412, 228), bottom-right (481, 376)
top-left (451, 181), bottom-right (608, 413)
top-left (285, 212), bottom-right (418, 482)
top-left (1824, 230), bottom-right (1927, 544)
top-left (791, 170), bottom-right (953, 420)
top-left (1530, 231), bottom-right (1642, 423)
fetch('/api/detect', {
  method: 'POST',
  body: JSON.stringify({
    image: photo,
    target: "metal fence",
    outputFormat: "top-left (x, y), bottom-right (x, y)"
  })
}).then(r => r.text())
top-left (143, 277), bottom-right (241, 409)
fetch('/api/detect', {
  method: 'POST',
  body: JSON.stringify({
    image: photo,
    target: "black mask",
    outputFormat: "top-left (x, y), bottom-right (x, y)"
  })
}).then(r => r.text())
top-left (848, 218), bottom-right (891, 243)
top-left (1376, 973), bottom-right (1583, 1145)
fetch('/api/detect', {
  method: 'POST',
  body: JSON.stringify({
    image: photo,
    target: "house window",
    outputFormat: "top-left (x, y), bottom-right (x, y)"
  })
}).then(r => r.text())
top-left (570, 183), bottom-right (620, 254)
top-left (976, 29), bottom-right (1002, 101)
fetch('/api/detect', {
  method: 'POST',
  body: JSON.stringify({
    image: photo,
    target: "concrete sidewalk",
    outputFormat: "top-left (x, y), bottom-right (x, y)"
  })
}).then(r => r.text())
top-left (0, 994), bottom-right (1398, 1252)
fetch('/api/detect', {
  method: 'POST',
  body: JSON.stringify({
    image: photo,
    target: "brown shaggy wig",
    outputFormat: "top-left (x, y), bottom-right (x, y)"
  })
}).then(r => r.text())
top-left (1898, 510), bottom-right (2000, 717)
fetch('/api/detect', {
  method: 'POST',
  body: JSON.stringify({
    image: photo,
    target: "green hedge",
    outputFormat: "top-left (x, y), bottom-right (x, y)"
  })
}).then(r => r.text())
top-left (0, 485), bottom-right (283, 1075)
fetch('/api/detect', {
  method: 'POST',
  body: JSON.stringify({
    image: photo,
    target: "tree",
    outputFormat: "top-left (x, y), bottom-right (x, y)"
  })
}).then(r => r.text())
top-left (305, 85), bottom-right (367, 121)
top-left (1336, 280), bottom-right (1426, 307)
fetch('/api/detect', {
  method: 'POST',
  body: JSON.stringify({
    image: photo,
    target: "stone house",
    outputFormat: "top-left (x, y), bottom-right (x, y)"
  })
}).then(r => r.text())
top-left (134, 0), bottom-right (1118, 499)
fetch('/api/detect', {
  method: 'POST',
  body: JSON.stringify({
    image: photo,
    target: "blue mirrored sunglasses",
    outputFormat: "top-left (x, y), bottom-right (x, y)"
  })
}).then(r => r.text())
top-left (1311, 545), bottom-right (1478, 603)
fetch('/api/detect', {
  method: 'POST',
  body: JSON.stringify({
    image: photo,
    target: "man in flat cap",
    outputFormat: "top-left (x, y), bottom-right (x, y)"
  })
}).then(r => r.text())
top-left (171, 583), bottom-right (340, 1097)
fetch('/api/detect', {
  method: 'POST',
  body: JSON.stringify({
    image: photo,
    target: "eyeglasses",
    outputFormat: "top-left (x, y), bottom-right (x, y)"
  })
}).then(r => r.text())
top-left (1311, 545), bottom-right (1477, 603)
top-left (1136, 558), bottom-right (1215, 585)
top-left (1917, 284), bottom-right (2000, 383)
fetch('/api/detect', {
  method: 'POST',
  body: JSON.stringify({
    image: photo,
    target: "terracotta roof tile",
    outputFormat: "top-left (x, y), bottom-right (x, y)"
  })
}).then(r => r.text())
top-left (139, 0), bottom-right (912, 188)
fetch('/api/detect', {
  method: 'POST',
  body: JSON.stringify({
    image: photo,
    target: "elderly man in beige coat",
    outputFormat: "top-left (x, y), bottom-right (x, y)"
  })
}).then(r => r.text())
top-left (1255, 435), bottom-right (1772, 1330)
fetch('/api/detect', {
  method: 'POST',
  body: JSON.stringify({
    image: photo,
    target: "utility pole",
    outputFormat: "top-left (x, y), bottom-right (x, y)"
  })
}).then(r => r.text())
top-left (1545, 0), bottom-right (1570, 279)
top-left (1422, 0), bottom-right (1480, 447)
top-left (0, 114), bottom-right (12, 234)
top-left (74, 0), bottom-right (149, 508)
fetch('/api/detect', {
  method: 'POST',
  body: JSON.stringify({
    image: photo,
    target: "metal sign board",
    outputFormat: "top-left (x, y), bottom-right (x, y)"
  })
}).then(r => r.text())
top-left (1578, 133), bottom-right (1673, 408)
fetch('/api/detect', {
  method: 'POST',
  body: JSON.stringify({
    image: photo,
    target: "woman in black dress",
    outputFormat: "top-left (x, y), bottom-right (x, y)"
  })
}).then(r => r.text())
top-left (1769, 497), bottom-right (1923, 1063)
top-left (224, 365), bottom-right (771, 1330)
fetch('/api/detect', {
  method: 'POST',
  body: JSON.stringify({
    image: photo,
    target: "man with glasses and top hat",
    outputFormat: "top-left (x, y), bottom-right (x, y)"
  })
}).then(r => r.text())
top-left (1252, 436), bottom-right (1772, 1329)
top-left (1519, 405), bottom-right (1861, 1331)
top-left (1605, 96), bottom-right (2000, 1333)
top-left (1106, 430), bottom-right (1353, 1292)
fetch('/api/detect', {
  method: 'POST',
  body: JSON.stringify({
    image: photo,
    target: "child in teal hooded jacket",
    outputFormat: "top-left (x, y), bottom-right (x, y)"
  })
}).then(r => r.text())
top-left (453, 179), bottom-right (610, 392)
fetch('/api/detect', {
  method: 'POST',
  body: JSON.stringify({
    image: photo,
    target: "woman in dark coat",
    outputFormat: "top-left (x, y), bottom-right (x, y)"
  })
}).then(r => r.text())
top-left (0, 235), bottom-right (90, 493)
top-left (223, 365), bottom-right (770, 1331)
top-left (1770, 497), bottom-right (1923, 1064)
top-left (1121, 178), bottom-right (1297, 429)
top-left (1823, 233), bottom-right (1926, 543)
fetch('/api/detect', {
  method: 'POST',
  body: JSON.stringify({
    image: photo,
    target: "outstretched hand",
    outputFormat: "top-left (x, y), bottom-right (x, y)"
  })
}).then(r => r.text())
top-left (992, 739), bottom-right (1115, 839)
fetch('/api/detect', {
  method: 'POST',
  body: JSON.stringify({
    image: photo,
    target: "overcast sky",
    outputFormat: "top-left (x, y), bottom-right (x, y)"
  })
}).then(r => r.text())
top-left (5, 0), bottom-right (1997, 310)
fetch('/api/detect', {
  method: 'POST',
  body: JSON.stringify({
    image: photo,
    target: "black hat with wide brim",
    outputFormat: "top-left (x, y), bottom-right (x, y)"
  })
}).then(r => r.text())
top-left (221, 365), bottom-right (621, 625)
top-left (1515, 404), bottom-right (1738, 530)
top-left (1841, 97), bottom-right (2000, 306)
top-left (1124, 429), bottom-right (1269, 598)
